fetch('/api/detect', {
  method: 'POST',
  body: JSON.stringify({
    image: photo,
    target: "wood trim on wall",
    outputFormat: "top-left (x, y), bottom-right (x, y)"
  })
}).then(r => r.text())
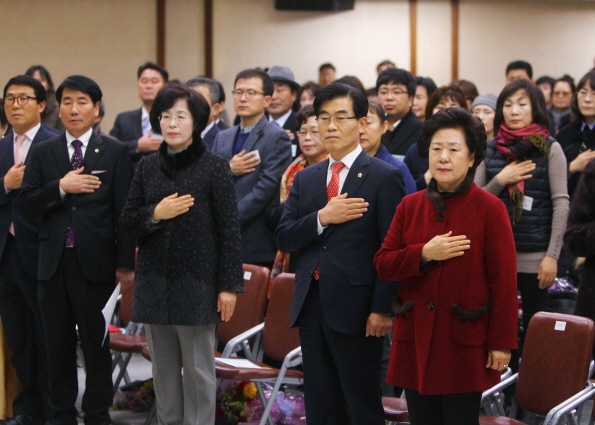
top-left (157, 0), bottom-right (166, 67)
top-left (451, 0), bottom-right (459, 80)
top-left (204, 0), bottom-right (214, 78)
top-left (409, 0), bottom-right (417, 75)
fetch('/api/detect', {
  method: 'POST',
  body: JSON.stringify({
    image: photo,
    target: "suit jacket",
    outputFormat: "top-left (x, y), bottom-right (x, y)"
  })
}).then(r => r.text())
top-left (202, 123), bottom-right (221, 150)
top-left (275, 151), bottom-right (405, 336)
top-left (20, 132), bottom-right (136, 282)
top-left (0, 124), bottom-right (60, 267)
top-left (110, 108), bottom-right (151, 166)
top-left (283, 111), bottom-right (302, 157)
top-left (212, 116), bottom-right (292, 263)
top-left (382, 110), bottom-right (423, 156)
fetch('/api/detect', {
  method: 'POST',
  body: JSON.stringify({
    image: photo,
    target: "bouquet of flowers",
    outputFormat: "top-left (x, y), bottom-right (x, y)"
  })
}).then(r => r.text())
top-left (112, 379), bottom-right (155, 413)
top-left (216, 380), bottom-right (259, 424)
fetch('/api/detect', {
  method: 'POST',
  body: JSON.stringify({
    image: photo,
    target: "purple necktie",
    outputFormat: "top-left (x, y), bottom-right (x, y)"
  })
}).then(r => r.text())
top-left (65, 140), bottom-right (83, 246)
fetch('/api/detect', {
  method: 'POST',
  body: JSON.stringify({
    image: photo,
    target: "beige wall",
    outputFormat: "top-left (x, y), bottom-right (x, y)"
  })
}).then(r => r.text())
top-left (1, 0), bottom-right (594, 134)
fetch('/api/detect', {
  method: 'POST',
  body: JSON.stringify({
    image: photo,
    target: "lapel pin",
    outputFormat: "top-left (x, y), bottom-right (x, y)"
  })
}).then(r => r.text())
top-left (358, 173), bottom-right (362, 178)
top-left (95, 149), bottom-right (99, 153)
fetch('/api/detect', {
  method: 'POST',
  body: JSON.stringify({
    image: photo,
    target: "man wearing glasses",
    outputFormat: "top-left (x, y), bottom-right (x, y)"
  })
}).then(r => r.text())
top-left (276, 82), bottom-right (405, 425)
top-left (377, 68), bottom-right (422, 157)
top-left (212, 69), bottom-right (291, 269)
top-left (0, 75), bottom-right (59, 425)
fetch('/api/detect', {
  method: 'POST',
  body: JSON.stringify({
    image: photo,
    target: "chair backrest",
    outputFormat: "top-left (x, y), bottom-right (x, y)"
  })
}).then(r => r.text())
top-left (261, 273), bottom-right (300, 362)
top-left (516, 311), bottom-right (595, 416)
top-left (216, 264), bottom-right (270, 346)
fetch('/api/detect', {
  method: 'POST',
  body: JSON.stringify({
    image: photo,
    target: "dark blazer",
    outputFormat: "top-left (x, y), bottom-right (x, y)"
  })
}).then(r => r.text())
top-left (110, 108), bottom-right (152, 166)
top-left (20, 132), bottom-right (136, 282)
top-left (283, 111), bottom-right (302, 157)
top-left (121, 142), bottom-right (244, 326)
top-left (275, 151), bottom-right (404, 336)
top-left (202, 123), bottom-right (221, 150)
top-left (0, 124), bottom-right (60, 266)
top-left (557, 122), bottom-right (595, 197)
top-left (212, 116), bottom-right (292, 263)
top-left (382, 110), bottom-right (423, 156)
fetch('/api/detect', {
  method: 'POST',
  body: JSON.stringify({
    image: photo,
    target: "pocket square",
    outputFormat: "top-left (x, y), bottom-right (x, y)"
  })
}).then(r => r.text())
top-left (91, 170), bottom-right (107, 174)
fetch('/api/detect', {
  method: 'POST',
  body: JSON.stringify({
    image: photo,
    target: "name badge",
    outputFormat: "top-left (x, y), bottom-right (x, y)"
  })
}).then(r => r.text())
top-left (523, 196), bottom-right (533, 211)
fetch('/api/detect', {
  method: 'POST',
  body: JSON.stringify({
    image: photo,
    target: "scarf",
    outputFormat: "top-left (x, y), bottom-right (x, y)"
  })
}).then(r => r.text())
top-left (426, 173), bottom-right (475, 222)
top-left (495, 123), bottom-right (550, 224)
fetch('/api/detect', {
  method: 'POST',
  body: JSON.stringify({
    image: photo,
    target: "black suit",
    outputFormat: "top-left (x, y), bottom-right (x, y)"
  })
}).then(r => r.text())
top-left (202, 123), bottom-right (221, 150)
top-left (275, 150), bottom-right (404, 425)
top-left (20, 131), bottom-right (136, 425)
top-left (382, 110), bottom-right (423, 156)
top-left (282, 111), bottom-right (302, 157)
top-left (0, 123), bottom-right (60, 423)
top-left (110, 107), bottom-right (153, 169)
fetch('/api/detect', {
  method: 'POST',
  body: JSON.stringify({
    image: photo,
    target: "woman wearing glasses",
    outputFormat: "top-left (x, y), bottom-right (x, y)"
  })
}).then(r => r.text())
top-left (549, 75), bottom-right (575, 135)
top-left (121, 84), bottom-right (243, 425)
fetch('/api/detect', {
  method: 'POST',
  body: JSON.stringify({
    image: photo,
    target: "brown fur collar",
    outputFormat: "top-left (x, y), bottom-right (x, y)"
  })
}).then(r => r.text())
top-left (393, 296), bottom-right (414, 315)
top-left (451, 303), bottom-right (491, 321)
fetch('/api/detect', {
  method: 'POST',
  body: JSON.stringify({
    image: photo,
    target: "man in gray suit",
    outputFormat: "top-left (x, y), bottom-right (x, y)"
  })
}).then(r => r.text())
top-left (212, 69), bottom-right (291, 269)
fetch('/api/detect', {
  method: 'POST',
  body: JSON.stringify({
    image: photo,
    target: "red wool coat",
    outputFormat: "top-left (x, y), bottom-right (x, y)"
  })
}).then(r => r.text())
top-left (374, 183), bottom-right (518, 395)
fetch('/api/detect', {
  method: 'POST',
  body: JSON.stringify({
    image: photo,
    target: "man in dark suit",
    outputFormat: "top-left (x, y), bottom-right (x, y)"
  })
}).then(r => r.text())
top-left (0, 75), bottom-right (60, 425)
top-left (266, 66), bottom-right (300, 157)
top-left (275, 83), bottom-right (404, 425)
top-left (378, 68), bottom-right (422, 157)
top-left (20, 75), bottom-right (136, 425)
top-left (109, 62), bottom-right (168, 169)
top-left (186, 77), bottom-right (222, 149)
top-left (212, 69), bottom-right (291, 269)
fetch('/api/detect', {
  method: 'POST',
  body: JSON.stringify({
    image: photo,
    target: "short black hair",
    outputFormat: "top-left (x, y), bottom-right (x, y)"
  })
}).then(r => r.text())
top-left (215, 80), bottom-right (226, 103)
top-left (56, 75), bottom-right (103, 105)
top-left (417, 107), bottom-right (487, 175)
top-left (296, 104), bottom-right (316, 128)
top-left (185, 77), bottom-right (220, 105)
top-left (149, 83), bottom-right (210, 141)
top-left (452, 79), bottom-right (479, 104)
top-left (313, 82), bottom-right (368, 120)
top-left (415, 76), bottom-right (438, 98)
top-left (137, 62), bottom-right (169, 82)
top-left (334, 76), bottom-right (366, 95)
top-left (3, 75), bottom-right (47, 103)
top-left (494, 79), bottom-right (550, 132)
top-left (536, 75), bottom-right (555, 88)
top-left (377, 60), bottom-right (396, 73)
top-left (553, 74), bottom-right (576, 95)
top-left (25, 65), bottom-right (55, 92)
top-left (368, 100), bottom-right (387, 121)
top-left (376, 68), bottom-right (416, 96)
top-left (319, 63), bottom-right (336, 72)
top-left (506, 60), bottom-right (533, 79)
top-left (234, 69), bottom-right (274, 96)
top-left (425, 85), bottom-right (466, 119)
top-left (571, 70), bottom-right (595, 123)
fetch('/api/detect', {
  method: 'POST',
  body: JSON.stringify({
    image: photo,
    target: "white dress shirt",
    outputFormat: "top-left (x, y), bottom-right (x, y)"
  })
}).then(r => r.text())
top-left (269, 109), bottom-right (292, 128)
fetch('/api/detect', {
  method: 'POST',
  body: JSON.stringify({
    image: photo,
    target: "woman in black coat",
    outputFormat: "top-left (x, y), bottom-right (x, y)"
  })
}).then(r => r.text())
top-left (120, 84), bottom-right (243, 425)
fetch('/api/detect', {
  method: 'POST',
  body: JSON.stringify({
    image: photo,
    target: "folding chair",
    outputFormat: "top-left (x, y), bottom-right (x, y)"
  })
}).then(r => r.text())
top-left (215, 273), bottom-right (303, 425)
top-left (480, 312), bottom-right (595, 425)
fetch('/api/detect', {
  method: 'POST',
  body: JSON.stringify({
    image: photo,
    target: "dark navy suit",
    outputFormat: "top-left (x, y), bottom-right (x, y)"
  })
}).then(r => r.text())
top-left (275, 150), bottom-right (404, 425)
top-left (110, 107), bottom-right (154, 169)
top-left (202, 123), bottom-right (221, 150)
top-left (0, 123), bottom-right (60, 422)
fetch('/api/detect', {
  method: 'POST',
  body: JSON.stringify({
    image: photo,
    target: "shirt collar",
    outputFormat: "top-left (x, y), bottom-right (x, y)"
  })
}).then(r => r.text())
top-left (392, 119), bottom-right (401, 130)
top-left (328, 144), bottom-right (362, 170)
top-left (201, 121), bottom-right (215, 138)
top-left (240, 121), bottom-right (258, 134)
top-left (270, 109), bottom-right (292, 128)
top-left (581, 121), bottom-right (595, 131)
top-left (141, 107), bottom-right (150, 121)
top-left (14, 122), bottom-right (41, 143)
top-left (66, 128), bottom-right (93, 147)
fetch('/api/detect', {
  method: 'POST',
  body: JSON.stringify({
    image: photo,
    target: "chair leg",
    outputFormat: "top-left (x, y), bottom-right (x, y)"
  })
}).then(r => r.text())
top-left (254, 382), bottom-right (275, 425)
top-left (258, 377), bottom-right (286, 425)
top-left (112, 352), bottom-right (133, 394)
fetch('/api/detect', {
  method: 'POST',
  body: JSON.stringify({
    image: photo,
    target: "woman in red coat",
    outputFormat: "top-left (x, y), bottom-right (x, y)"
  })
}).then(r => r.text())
top-left (374, 108), bottom-right (518, 425)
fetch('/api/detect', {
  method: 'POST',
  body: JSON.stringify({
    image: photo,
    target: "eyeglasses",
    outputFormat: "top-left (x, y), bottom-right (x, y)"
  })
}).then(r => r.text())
top-left (578, 89), bottom-right (594, 99)
top-left (553, 91), bottom-right (572, 97)
top-left (231, 89), bottom-right (265, 99)
top-left (378, 89), bottom-right (408, 97)
top-left (316, 115), bottom-right (357, 126)
top-left (4, 96), bottom-right (37, 105)
top-left (159, 114), bottom-right (191, 124)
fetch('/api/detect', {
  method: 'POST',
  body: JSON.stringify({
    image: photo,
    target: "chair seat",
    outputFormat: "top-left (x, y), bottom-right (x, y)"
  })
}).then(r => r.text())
top-left (479, 414), bottom-right (525, 425)
top-left (382, 397), bottom-right (409, 422)
top-left (109, 333), bottom-right (147, 353)
top-left (215, 359), bottom-right (303, 381)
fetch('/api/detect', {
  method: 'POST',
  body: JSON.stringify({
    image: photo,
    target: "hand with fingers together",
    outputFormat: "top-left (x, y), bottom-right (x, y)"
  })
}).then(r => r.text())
top-left (230, 150), bottom-right (260, 176)
top-left (152, 193), bottom-right (195, 221)
top-left (318, 193), bottom-right (368, 227)
top-left (496, 160), bottom-right (536, 185)
top-left (486, 350), bottom-right (511, 372)
top-left (59, 167), bottom-right (101, 194)
top-left (421, 231), bottom-right (471, 263)
top-left (218, 291), bottom-right (237, 322)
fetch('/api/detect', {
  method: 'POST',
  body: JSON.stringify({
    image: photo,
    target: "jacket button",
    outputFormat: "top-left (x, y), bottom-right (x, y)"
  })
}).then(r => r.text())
top-left (427, 300), bottom-right (435, 310)
top-left (72, 206), bottom-right (76, 211)
top-left (322, 246), bottom-right (327, 252)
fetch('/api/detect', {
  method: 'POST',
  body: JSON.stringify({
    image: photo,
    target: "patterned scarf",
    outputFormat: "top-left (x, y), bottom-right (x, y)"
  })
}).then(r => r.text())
top-left (495, 123), bottom-right (550, 224)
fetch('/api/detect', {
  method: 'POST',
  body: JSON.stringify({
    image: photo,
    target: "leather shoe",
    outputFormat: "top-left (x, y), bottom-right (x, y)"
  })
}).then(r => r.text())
top-left (0, 416), bottom-right (39, 425)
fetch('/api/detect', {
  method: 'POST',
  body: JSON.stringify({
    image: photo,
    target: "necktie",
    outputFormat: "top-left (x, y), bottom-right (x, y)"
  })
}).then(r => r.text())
top-left (9, 135), bottom-right (28, 236)
top-left (142, 115), bottom-right (151, 136)
top-left (313, 161), bottom-right (345, 280)
top-left (65, 140), bottom-right (83, 246)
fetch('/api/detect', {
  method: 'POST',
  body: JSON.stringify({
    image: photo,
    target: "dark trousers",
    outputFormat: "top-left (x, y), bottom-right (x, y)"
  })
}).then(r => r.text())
top-left (38, 248), bottom-right (114, 425)
top-left (297, 281), bottom-right (384, 425)
top-left (404, 388), bottom-right (482, 425)
top-left (0, 235), bottom-right (48, 423)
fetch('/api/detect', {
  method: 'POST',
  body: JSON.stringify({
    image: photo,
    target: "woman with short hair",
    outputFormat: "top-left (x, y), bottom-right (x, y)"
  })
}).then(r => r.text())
top-left (411, 77), bottom-right (437, 122)
top-left (549, 75), bottom-right (575, 135)
top-left (375, 108), bottom-right (518, 424)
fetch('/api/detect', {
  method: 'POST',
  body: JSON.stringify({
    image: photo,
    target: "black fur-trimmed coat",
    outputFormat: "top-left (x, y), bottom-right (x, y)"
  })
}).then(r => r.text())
top-left (121, 141), bottom-right (244, 326)
top-left (565, 159), bottom-right (595, 344)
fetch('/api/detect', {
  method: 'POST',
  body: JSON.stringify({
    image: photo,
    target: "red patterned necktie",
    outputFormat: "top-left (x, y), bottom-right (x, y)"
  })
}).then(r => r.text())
top-left (313, 161), bottom-right (345, 280)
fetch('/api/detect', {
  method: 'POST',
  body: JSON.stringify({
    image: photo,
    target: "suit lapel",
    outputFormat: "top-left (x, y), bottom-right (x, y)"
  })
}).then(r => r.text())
top-left (340, 151), bottom-right (370, 198)
top-left (241, 117), bottom-right (267, 153)
top-left (312, 159), bottom-right (329, 211)
top-left (0, 136), bottom-right (14, 170)
top-left (83, 132), bottom-right (105, 172)
top-left (51, 134), bottom-right (74, 177)
top-left (134, 108), bottom-right (144, 138)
